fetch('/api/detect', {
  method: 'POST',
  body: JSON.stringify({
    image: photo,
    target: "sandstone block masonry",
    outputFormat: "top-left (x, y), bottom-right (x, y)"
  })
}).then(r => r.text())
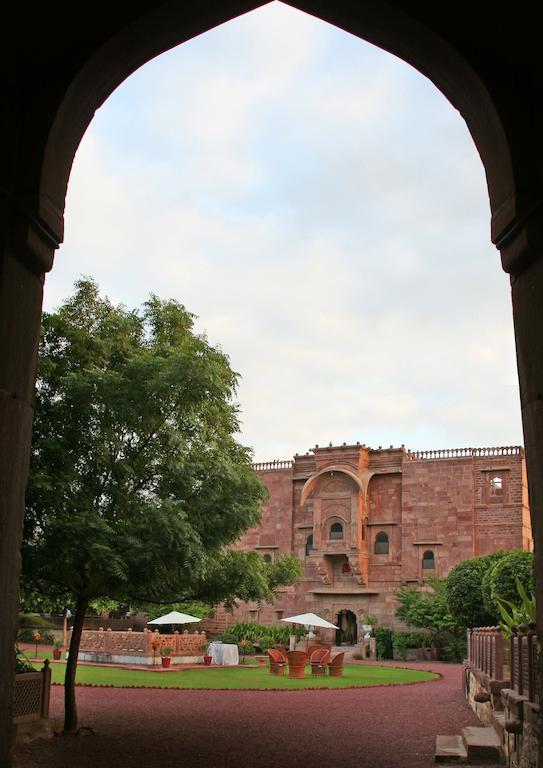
top-left (203, 443), bottom-right (532, 642)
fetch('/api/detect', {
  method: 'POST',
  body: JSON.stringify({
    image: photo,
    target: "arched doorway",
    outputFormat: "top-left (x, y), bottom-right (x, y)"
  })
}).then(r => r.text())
top-left (3, 4), bottom-right (543, 767)
top-left (336, 609), bottom-right (358, 646)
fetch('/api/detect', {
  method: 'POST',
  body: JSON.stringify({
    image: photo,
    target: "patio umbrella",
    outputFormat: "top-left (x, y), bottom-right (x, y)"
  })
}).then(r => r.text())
top-left (147, 610), bottom-right (202, 625)
top-left (280, 612), bottom-right (339, 630)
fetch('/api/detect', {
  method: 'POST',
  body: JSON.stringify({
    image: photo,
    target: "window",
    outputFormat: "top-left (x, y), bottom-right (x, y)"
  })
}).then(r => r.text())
top-left (305, 534), bottom-right (313, 556)
top-left (374, 531), bottom-right (389, 555)
top-left (262, 553), bottom-right (272, 564)
top-left (490, 475), bottom-right (504, 495)
top-left (422, 550), bottom-right (435, 570)
top-left (275, 610), bottom-right (284, 621)
top-left (329, 521), bottom-right (344, 540)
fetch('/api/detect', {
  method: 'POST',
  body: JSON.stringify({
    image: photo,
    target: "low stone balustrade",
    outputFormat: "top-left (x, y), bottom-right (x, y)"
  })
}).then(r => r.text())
top-left (73, 627), bottom-right (207, 665)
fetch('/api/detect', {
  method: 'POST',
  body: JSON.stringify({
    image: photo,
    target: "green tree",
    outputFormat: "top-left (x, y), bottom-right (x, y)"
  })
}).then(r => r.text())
top-left (395, 578), bottom-right (466, 661)
top-left (446, 552), bottom-right (504, 629)
top-left (481, 550), bottom-right (534, 618)
top-left (23, 279), bottom-right (300, 731)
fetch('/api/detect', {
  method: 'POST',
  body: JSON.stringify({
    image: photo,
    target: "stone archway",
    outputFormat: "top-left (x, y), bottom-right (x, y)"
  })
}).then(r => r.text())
top-left (336, 609), bottom-right (358, 646)
top-left (3, 5), bottom-right (543, 767)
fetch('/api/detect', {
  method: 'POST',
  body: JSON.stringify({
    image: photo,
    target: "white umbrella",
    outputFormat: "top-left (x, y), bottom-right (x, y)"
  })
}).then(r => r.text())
top-left (147, 610), bottom-right (201, 625)
top-left (281, 612), bottom-right (339, 630)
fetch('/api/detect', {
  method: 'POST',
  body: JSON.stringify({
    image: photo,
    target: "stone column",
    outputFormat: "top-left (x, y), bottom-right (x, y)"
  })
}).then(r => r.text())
top-left (0, 209), bottom-right (54, 768)
top-left (500, 213), bottom-right (543, 768)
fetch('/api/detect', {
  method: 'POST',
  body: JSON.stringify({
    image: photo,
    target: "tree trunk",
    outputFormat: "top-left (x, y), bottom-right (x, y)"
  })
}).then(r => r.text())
top-left (64, 595), bottom-right (88, 732)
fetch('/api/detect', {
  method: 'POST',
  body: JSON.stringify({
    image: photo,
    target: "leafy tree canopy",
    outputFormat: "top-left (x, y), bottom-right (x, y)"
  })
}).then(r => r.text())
top-left (446, 552), bottom-right (504, 629)
top-left (395, 578), bottom-right (459, 637)
top-left (23, 279), bottom-right (301, 729)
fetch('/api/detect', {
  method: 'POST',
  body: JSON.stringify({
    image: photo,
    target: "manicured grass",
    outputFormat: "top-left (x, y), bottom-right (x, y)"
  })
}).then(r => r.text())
top-left (30, 659), bottom-right (438, 690)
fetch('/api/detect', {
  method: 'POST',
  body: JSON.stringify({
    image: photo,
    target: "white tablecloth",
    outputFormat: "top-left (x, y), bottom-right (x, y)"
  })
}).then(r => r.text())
top-left (208, 642), bottom-right (239, 666)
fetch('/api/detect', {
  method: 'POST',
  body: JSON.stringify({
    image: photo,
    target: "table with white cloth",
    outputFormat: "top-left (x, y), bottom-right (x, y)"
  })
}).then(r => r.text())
top-left (208, 642), bottom-right (239, 666)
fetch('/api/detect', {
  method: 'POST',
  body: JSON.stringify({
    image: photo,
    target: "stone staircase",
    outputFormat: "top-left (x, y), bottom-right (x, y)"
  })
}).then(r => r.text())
top-left (435, 725), bottom-right (503, 764)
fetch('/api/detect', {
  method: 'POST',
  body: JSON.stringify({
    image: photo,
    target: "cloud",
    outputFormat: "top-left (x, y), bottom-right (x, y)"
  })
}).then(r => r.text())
top-left (48, 2), bottom-right (523, 461)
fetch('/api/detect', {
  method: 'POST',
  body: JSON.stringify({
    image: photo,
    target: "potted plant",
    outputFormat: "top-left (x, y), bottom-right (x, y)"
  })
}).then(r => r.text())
top-left (160, 645), bottom-right (173, 668)
top-left (203, 643), bottom-right (212, 666)
top-left (53, 639), bottom-right (63, 660)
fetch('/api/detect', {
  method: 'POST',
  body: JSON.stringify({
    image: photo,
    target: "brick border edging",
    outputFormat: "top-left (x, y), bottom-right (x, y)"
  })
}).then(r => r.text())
top-left (50, 672), bottom-right (442, 692)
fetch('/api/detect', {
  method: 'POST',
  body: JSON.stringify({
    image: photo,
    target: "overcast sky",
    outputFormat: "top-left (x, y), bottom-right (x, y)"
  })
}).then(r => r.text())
top-left (44, 2), bottom-right (523, 461)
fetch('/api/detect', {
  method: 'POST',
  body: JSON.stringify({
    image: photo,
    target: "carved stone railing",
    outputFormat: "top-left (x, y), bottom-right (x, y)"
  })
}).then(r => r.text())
top-left (467, 626), bottom-right (505, 680)
top-left (253, 460), bottom-right (293, 471)
top-left (510, 622), bottom-right (539, 704)
top-left (406, 445), bottom-right (522, 461)
top-left (75, 627), bottom-right (206, 661)
top-left (13, 660), bottom-right (51, 724)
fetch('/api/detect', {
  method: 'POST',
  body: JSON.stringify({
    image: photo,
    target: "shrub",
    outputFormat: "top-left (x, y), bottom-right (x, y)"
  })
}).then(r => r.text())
top-left (18, 613), bottom-right (56, 629)
top-left (446, 553), bottom-right (504, 628)
top-left (219, 622), bottom-right (305, 646)
top-left (351, 651), bottom-right (365, 660)
top-left (15, 648), bottom-right (36, 674)
top-left (160, 645), bottom-right (173, 657)
top-left (393, 631), bottom-right (429, 660)
top-left (17, 628), bottom-right (55, 644)
top-left (482, 550), bottom-right (534, 619)
top-left (374, 627), bottom-right (394, 660)
top-left (256, 636), bottom-right (274, 652)
top-left (441, 634), bottom-right (467, 662)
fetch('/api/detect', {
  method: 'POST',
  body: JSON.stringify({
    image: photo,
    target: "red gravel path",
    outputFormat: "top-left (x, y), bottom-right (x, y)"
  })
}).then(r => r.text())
top-left (14, 662), bottom-right (478, 768)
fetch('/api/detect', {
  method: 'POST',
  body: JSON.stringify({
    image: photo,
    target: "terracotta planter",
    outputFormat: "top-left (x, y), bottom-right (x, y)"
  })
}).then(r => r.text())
top-left (203, 655), bottom-right (212, 666)
top-left (161, 657), bottom-right (171, 668)
top-left (53, 648), bottom-right (62, 660)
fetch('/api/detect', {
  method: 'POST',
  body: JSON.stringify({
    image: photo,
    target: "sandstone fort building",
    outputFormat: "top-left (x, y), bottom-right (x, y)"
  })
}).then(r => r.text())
top-left (208, 442), bottom-right (532, 645)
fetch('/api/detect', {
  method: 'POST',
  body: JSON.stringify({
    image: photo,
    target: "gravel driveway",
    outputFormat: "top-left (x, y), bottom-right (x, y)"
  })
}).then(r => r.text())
top-left (15, 662), bottom-right (479, 768)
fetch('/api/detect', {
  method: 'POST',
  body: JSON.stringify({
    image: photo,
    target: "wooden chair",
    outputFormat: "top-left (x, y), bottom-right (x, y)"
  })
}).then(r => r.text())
top-left (287, 650), bottom-right (307, 678)
top-left (310, 647), bottom-right (331, 676)
top-left (267, 648), bottom-right (287, 675)
top-left (307, 643), bottom-right (332, 658)
top-left (327, 652), bottom-right (345, 677)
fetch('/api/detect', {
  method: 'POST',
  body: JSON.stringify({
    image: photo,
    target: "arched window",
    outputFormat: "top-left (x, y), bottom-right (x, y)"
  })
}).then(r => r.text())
top-left (305, 535), bottom-right (313, 557)
top-left (374, 531), bottom-right (389, 555)
top-left (490, 475), bottom-right (504, 495)
top-left (262, 553), bottom-right (272, 564)
top-left (330, 521), bottom-right (344, 540)
top-left (422, 550), bottom-right (435, 569)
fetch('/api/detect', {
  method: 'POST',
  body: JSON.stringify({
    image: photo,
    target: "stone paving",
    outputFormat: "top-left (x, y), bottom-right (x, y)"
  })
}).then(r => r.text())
top-left (14, 662), bottom-right (480, 768)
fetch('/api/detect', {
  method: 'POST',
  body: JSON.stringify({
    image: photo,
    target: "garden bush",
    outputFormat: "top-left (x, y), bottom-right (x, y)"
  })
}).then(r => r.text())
top-left (446, 552), bottom-right (504, 628)
top-left (481, 550), bottom-right (534, 619)
top-left (17, 628), bottom-right (56, 644)
top-left (392, 631), bottom-right (429, 660)
top-left (374, 627), bottom-right (394, 660)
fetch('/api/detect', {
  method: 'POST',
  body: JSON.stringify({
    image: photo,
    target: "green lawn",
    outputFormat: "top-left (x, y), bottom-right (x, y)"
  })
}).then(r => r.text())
top-left (29, 657), bottom-right (438, 689)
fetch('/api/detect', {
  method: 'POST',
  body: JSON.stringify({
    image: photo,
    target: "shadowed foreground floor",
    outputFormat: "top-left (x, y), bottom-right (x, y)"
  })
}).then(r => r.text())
top-left (15, 662), bottom-right (478, 768)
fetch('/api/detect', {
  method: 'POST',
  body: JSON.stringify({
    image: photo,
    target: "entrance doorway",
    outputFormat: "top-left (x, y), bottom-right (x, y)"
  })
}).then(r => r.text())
top-left (336, 610), bottom-right (357, 645)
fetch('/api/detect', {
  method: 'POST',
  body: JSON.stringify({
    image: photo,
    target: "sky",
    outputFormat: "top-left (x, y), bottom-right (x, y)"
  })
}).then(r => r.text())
top-left (43, 2), bottom-right (523, 461)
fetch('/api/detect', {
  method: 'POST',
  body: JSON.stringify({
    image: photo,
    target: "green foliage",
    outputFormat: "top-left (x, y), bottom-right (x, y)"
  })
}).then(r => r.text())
top-left (395, 578), bottom-right (465, 660)
top-left (374, 627), bottom-right (394, 660)
top-left (446, 552), bottom-right (505, 628)
top-left (160, 645), bottom-right (173, 657)
top-left (218, 621), bottom-right (304, 646)
top-left (481, 550), bottom-right (534, 618)
top-left (494, 577), bottom-right (536, 636)
top-left (18, 613), bottom-right (56, 630)
top-left (15, 649), bottom-right (36, 674)
top-left (23, 279), bottom-right (300, 730)
top-left (440, 634), bottom-right (467, 663)
top-left (392, 631), bottom-right (429, 660)
top-left (395, 579), bottom-right (458, 635)
top-left (17, 629), bottom-right (56, 644)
